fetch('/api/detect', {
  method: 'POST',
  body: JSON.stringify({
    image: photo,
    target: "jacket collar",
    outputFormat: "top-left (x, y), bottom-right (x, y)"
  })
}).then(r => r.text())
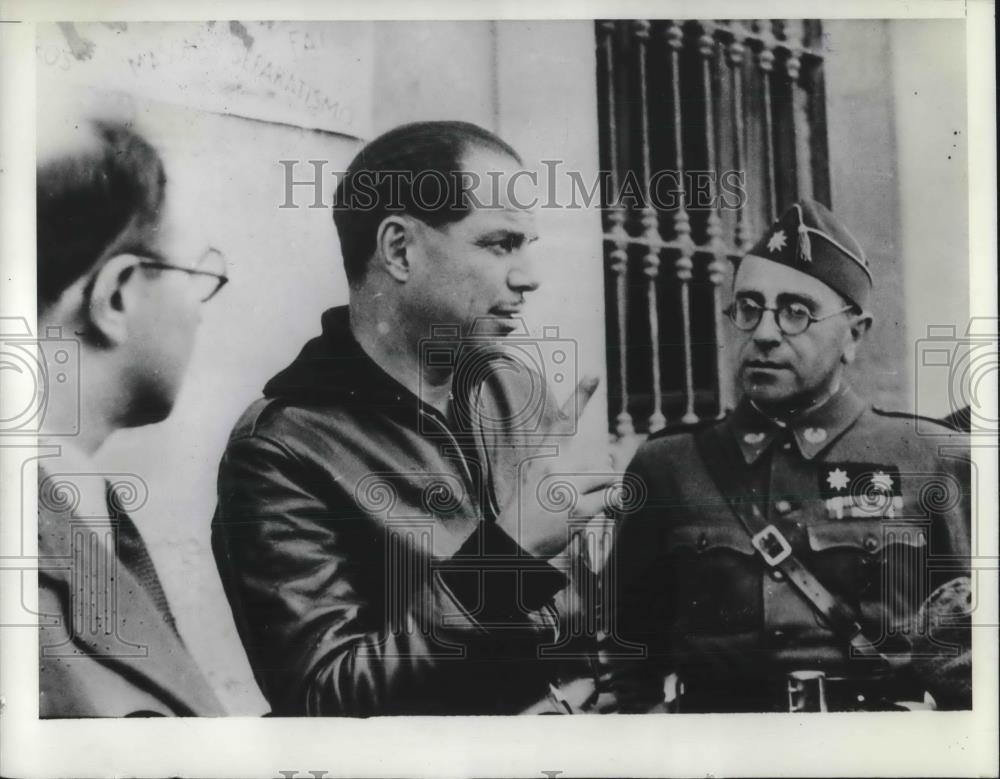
top-left (264, 305), bottom-right (426, 411)
top-left (727, 384), bottom-right (867, 464)
top-left (264, 306), bottom-right (508, 438)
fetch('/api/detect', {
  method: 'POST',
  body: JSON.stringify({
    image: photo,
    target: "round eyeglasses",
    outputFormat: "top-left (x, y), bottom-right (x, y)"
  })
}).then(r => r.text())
top-left (137, 247), bottom-right (229, 302)
top-left (724, 298), bottom-right (854, 336)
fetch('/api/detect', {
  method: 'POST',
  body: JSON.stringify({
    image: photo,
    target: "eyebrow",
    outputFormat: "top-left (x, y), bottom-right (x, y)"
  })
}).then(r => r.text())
top-left (474, 230), bottom-right (539, 244)
top-left (733, 289), bottom-right (821, 309)
top-left (775, 291), bottom-right (820, 309)
top-left (733, 289), bottom-right (765, 303)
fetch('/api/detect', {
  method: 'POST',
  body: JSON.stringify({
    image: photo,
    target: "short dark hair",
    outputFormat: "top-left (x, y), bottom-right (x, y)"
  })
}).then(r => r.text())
top-left (36, 119), bottom-right (167, 307)
top-left (333, 120), bottom-right (522, 285)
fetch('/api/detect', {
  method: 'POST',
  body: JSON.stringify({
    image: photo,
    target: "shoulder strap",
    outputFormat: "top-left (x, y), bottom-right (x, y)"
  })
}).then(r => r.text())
top-left (693, 426), bottom-right (890, 666)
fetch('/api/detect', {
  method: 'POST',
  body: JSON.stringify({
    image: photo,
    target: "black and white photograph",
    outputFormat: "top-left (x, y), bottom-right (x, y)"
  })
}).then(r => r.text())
top-left (0, 1), bottom-right (996, 777)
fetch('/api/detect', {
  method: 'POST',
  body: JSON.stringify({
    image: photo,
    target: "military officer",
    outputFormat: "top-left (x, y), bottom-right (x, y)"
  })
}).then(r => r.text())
top-left (605, 199), bottom-right (971, 713)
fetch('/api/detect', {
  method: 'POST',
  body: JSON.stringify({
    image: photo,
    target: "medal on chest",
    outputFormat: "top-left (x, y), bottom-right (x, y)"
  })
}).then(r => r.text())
top-left (819, 463), bottom-right (904, 519)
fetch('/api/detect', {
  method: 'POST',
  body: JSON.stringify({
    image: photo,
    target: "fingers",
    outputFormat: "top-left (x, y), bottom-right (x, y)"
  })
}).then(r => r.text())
top-left (566, 373), bottom-right (600, 423)
top-left (564, 449), bottom-right (616, 475)
top-left (569, 488), bottom-right (621, 520)
top-left (560, 471), bottom-right (618, 497)
top-left (551, 374), bottom-right (600, 437)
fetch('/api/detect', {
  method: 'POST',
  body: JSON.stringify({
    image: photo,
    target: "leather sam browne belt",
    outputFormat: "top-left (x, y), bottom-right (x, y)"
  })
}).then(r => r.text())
top-left (682, 427), bottom-right (934, 712)
top-left (693, 427), bottom-right (895, 667)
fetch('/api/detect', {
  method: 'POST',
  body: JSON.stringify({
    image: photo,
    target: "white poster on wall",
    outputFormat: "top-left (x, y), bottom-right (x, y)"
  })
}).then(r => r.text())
top-left (35, 21), bottom-right (373, 138)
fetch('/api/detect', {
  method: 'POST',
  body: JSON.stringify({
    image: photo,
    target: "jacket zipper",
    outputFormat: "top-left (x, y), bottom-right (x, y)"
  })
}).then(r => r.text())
top-left (417, 408), bottom-right (480, 513)
top-left (470, 383), bottom-right (502, 521)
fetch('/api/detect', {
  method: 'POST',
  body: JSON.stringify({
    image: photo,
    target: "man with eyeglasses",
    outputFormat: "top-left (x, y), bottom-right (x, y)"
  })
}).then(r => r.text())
top-left (35, 117), bottom-right (227, 716)
top-left (604, 199), bottom-right (971, 713)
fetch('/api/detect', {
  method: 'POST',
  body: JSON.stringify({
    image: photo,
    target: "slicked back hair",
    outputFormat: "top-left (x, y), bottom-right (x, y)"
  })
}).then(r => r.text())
top-left (36, 119), bottom-right (167, 308)
top-left (333, 120), bottom-right (522, 286)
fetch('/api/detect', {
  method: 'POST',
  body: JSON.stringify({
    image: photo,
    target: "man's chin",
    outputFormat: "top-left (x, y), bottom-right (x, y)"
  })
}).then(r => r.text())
top-left (466, 315), bottom-right (520, 338)
top-left (491, 316), bottom-right (521, 334)
top-left (126, 389), bottom-right (177, 428)
top-left (130, 407), bottom-right (174, 428)
top-left (741, 380), bottom-right (796, 409)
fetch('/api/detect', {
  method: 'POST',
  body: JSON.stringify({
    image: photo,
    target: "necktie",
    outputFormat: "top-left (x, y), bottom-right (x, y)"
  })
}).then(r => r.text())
top-left (105, 481), bottom-right (180, 637)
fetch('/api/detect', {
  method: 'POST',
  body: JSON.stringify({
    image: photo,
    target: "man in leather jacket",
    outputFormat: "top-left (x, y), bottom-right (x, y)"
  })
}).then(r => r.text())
top-left (212, 121), bottom-right (618, 715)
top-left (604, 200), bottom-right (972, 713)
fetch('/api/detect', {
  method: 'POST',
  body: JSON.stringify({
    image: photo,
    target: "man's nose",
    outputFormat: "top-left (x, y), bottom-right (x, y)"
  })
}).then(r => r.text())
top-left (508, 255), bottom-right (540, 293)
top-left (751, 308), bottom-right (783, 346)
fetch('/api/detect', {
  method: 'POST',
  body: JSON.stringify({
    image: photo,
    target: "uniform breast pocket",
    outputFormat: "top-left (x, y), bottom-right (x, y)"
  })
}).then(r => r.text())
top-left (806, 520), bottom-right (929, 625)
top-left (666, 523), bottom-right (760, 634)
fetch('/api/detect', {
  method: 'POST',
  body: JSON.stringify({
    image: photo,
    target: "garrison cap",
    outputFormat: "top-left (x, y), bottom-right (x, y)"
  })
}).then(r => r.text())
top-left (742, 199), bottom-right (873, 309)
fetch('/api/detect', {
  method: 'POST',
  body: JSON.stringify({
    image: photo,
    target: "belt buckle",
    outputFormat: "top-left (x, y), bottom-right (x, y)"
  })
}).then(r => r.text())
top-left (751, 524), bottom-right (792, 566)
top-left (787, 670), bottom-right (828, 712)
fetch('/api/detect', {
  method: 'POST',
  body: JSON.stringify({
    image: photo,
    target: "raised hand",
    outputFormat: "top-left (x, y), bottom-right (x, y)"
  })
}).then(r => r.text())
top-left (495, 375), bottom-right (623, 559)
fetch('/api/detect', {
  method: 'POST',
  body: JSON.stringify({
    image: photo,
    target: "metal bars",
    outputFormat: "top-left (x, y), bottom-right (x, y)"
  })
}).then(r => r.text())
top-left (597, 19), bottom-right (827, 437)
top-left (599, 21), bottom-right (635, 438)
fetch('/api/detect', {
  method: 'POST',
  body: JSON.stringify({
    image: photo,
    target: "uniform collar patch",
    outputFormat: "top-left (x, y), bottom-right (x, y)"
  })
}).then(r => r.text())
top-left (728, 404), bottom-right (782, 464)
top-left (729, 385), bottom-right (867, 463)
top-left (790, 386), bottom-right (867, 459)
top-left (803, 427), bottom-right (828, 444)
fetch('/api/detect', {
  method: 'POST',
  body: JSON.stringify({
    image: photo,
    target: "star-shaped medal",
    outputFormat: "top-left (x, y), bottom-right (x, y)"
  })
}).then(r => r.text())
top-left (767, 230), bottom-right (787, 253)
top-left (871, 470), bottom-right (894, 492)
top-left (826, 467), bottom-right (849, 491)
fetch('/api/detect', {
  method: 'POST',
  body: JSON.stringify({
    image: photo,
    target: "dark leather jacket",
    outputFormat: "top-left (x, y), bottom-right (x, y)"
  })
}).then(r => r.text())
top-left (213, 306), bottom-right (582, 715)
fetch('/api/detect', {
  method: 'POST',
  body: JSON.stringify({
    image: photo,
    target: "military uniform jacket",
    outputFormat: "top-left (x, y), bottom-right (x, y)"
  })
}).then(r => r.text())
top-left (610, 386), bottom-right (971, 705)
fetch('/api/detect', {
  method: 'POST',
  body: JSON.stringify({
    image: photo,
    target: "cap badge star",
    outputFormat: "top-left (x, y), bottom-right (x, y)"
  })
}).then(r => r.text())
top-left (767, 230), bottom-right (787, 253)
top-left (743, 432), bottom-right (766, 445)
top-left (826, 467), bottom-right (849, 491)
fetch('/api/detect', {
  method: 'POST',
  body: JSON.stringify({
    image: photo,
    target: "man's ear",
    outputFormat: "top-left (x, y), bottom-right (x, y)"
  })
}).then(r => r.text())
top-left (374, 215), bottom-right (412, 283)
top-left (86, 253), bottom-right (141, 346)
top-left (841, 310), bottom-right (873, 365)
